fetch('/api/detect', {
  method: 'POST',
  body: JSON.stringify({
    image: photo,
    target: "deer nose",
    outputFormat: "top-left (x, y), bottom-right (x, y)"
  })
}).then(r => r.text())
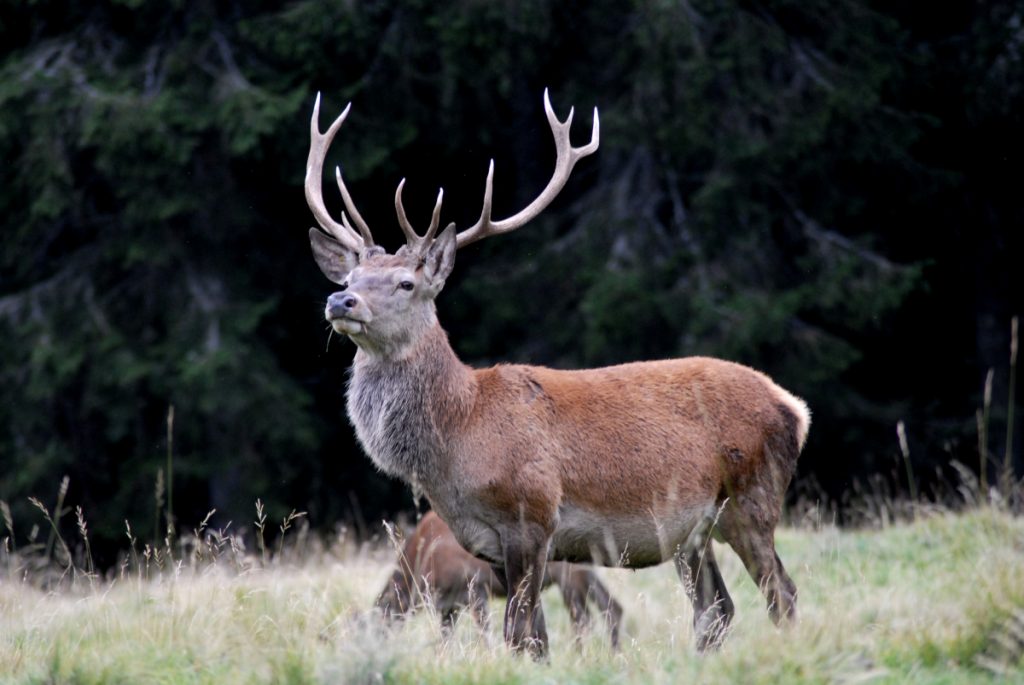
top-left (326, 292), bottom-right (361, 319)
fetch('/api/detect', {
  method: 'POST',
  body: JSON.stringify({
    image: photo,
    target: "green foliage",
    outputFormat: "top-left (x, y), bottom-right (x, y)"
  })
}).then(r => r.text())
top-left (0, 0), bottom-right (1019, 549)
top-left (0, 2), bottom-right (321, 551)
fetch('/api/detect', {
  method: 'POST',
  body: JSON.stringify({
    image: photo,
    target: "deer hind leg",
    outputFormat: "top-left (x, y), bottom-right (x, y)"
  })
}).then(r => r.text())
top-left (676, 541), bottom-right (735, 652)
top-left (719, 506), bottom-right (797, 625)
top-left (500, 523), bottom-right (550, 659)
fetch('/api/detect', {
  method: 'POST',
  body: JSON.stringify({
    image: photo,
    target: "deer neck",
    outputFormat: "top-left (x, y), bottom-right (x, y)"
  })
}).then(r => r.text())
top-left (346, 322), bottom-right (476, 487)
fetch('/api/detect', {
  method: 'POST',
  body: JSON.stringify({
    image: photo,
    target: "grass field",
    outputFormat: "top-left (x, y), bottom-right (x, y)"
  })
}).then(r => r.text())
top-left (1, 506), bottom-right (1023, 684)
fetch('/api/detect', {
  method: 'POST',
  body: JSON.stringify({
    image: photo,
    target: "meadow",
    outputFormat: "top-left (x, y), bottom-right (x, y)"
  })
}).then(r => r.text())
top-left (1, 499), bottom-right (1022, 685)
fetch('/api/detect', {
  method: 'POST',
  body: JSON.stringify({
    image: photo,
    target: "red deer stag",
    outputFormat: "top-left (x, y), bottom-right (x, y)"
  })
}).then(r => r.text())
top-left (305, 90), bottom-right (810, 658)
top-left (376, 511), bottom-right (622, 647)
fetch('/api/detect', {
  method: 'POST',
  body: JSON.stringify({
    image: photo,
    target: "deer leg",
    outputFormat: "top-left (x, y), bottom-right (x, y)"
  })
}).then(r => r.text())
top-left (676, 542), bottom-right (735, 652)
top-left (583, 569), bottom-right (624, 650)
top-left (440, 606), bottom-right (461, 637)
top-left (770, 551), bottom-right (798, 624)
top-left (734, 537), bottom-right (797, 625)
top-left (720, 510), bottom-right (797, 625)
top-left (554, 568), bottom-right (593, 645)
top-left (558, 566), bottom-right (624, 649)
top-left (375, 569), bottom-right (415, 622)
top-left (468, 580), bottom-right (491, 634)
top-left (500, 524), bottom-right (550, 659)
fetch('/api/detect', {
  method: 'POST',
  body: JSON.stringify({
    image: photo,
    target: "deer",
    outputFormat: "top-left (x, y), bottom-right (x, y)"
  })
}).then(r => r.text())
top-left (305, 89), bottom-right (811, 658)
top-left (376, 511), bottom-right (623, 647)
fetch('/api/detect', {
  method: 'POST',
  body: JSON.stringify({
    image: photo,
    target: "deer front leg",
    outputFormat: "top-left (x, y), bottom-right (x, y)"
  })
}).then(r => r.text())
top-left (500, 522), bottom-right (550, 659)
top-left (550, 563), bottom-right (597, 647)
top-left (468, 579), bottom-right (491, 634)
top-left (573, 567), bottom-right (624, 650)
top-left (553, 565), bottom-right (625, 649)
top-left (375, 568), bottom-right (415, 622)
top-left (440, 606), bottom-right (461, 637)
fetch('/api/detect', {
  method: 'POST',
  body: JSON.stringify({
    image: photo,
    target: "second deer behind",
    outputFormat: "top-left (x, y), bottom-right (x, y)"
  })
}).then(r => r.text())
top-left (377, 511), bottom-right (622, 647)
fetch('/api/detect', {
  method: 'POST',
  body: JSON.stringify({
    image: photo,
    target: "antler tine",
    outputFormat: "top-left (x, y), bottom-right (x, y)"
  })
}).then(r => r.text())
top-left (305, 93), bottom-right (374, 252)
top-left (395, 178), bottom-right (417, 244)
top-left (335, 167), bottom-right (374, 245)
top-left (424, 188), bottom-right (444, 243)
top-left (395, 179), bottom-right (445, 253)
top-left (455, 89), bottom-right (600, 249)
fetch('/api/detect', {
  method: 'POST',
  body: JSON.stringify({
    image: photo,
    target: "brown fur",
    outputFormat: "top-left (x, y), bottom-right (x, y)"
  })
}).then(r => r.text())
top-left (376, 512), bottom-right (622, 647)
top-left (341, 315), bottom-right (808, 657)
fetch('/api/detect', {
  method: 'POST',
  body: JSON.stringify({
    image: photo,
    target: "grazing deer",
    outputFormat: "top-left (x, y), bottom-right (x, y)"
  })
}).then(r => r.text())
top-left (376, 511), bottom-right (622, 647)
top-left (305, 90), bottom-right (810, 658)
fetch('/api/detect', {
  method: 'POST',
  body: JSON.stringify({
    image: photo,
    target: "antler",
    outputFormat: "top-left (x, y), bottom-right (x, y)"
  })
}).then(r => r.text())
top-left (395, 180), bottom-right (447, 254)
top-left (455, 89), bottom-right (599, 249)
top-left (305, 93), bottom-right (375, 253)
top-left (308, 90), bottom-right (598, 255)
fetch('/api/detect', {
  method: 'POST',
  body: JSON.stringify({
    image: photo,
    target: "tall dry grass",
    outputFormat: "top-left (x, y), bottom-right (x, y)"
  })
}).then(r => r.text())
top-left (1, 489), bottom-right (1022, 684)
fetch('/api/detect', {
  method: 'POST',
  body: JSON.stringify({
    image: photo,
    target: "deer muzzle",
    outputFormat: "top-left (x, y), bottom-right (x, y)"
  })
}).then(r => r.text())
top-left (325, 291), bottom-right (371, 335)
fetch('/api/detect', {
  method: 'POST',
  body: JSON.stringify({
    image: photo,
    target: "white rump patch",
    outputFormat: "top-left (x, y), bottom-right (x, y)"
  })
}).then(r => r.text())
top-left (776, 388), bottom-right (811, 451)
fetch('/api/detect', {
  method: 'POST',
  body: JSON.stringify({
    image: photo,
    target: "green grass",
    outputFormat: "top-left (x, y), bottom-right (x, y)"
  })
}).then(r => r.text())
top-left (1, 508), bottom-right (1022, 684)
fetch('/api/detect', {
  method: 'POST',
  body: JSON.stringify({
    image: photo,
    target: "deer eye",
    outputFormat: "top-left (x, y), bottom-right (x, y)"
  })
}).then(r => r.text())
top-left (399, 280), bottom-right (414, 291)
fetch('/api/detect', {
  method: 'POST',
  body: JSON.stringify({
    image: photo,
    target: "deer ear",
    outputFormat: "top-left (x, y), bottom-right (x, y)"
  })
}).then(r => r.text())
top-left (309, 228), bottom-right (358, 284)
top-left (423, 222), bottom-right (457, 290)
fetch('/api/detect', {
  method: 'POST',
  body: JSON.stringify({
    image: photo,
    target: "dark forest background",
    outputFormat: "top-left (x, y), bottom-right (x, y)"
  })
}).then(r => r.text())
top-left (1, 0), bottom-right (1020, 564)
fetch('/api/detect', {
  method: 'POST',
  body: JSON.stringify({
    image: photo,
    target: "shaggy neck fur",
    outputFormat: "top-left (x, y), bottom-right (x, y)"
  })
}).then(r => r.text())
top-left (346, 323), bottom-right (476, 486)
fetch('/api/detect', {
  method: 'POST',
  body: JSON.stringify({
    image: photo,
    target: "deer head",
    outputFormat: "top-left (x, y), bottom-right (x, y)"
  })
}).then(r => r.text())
top-left (306, 90), bottom-right (599, 357)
